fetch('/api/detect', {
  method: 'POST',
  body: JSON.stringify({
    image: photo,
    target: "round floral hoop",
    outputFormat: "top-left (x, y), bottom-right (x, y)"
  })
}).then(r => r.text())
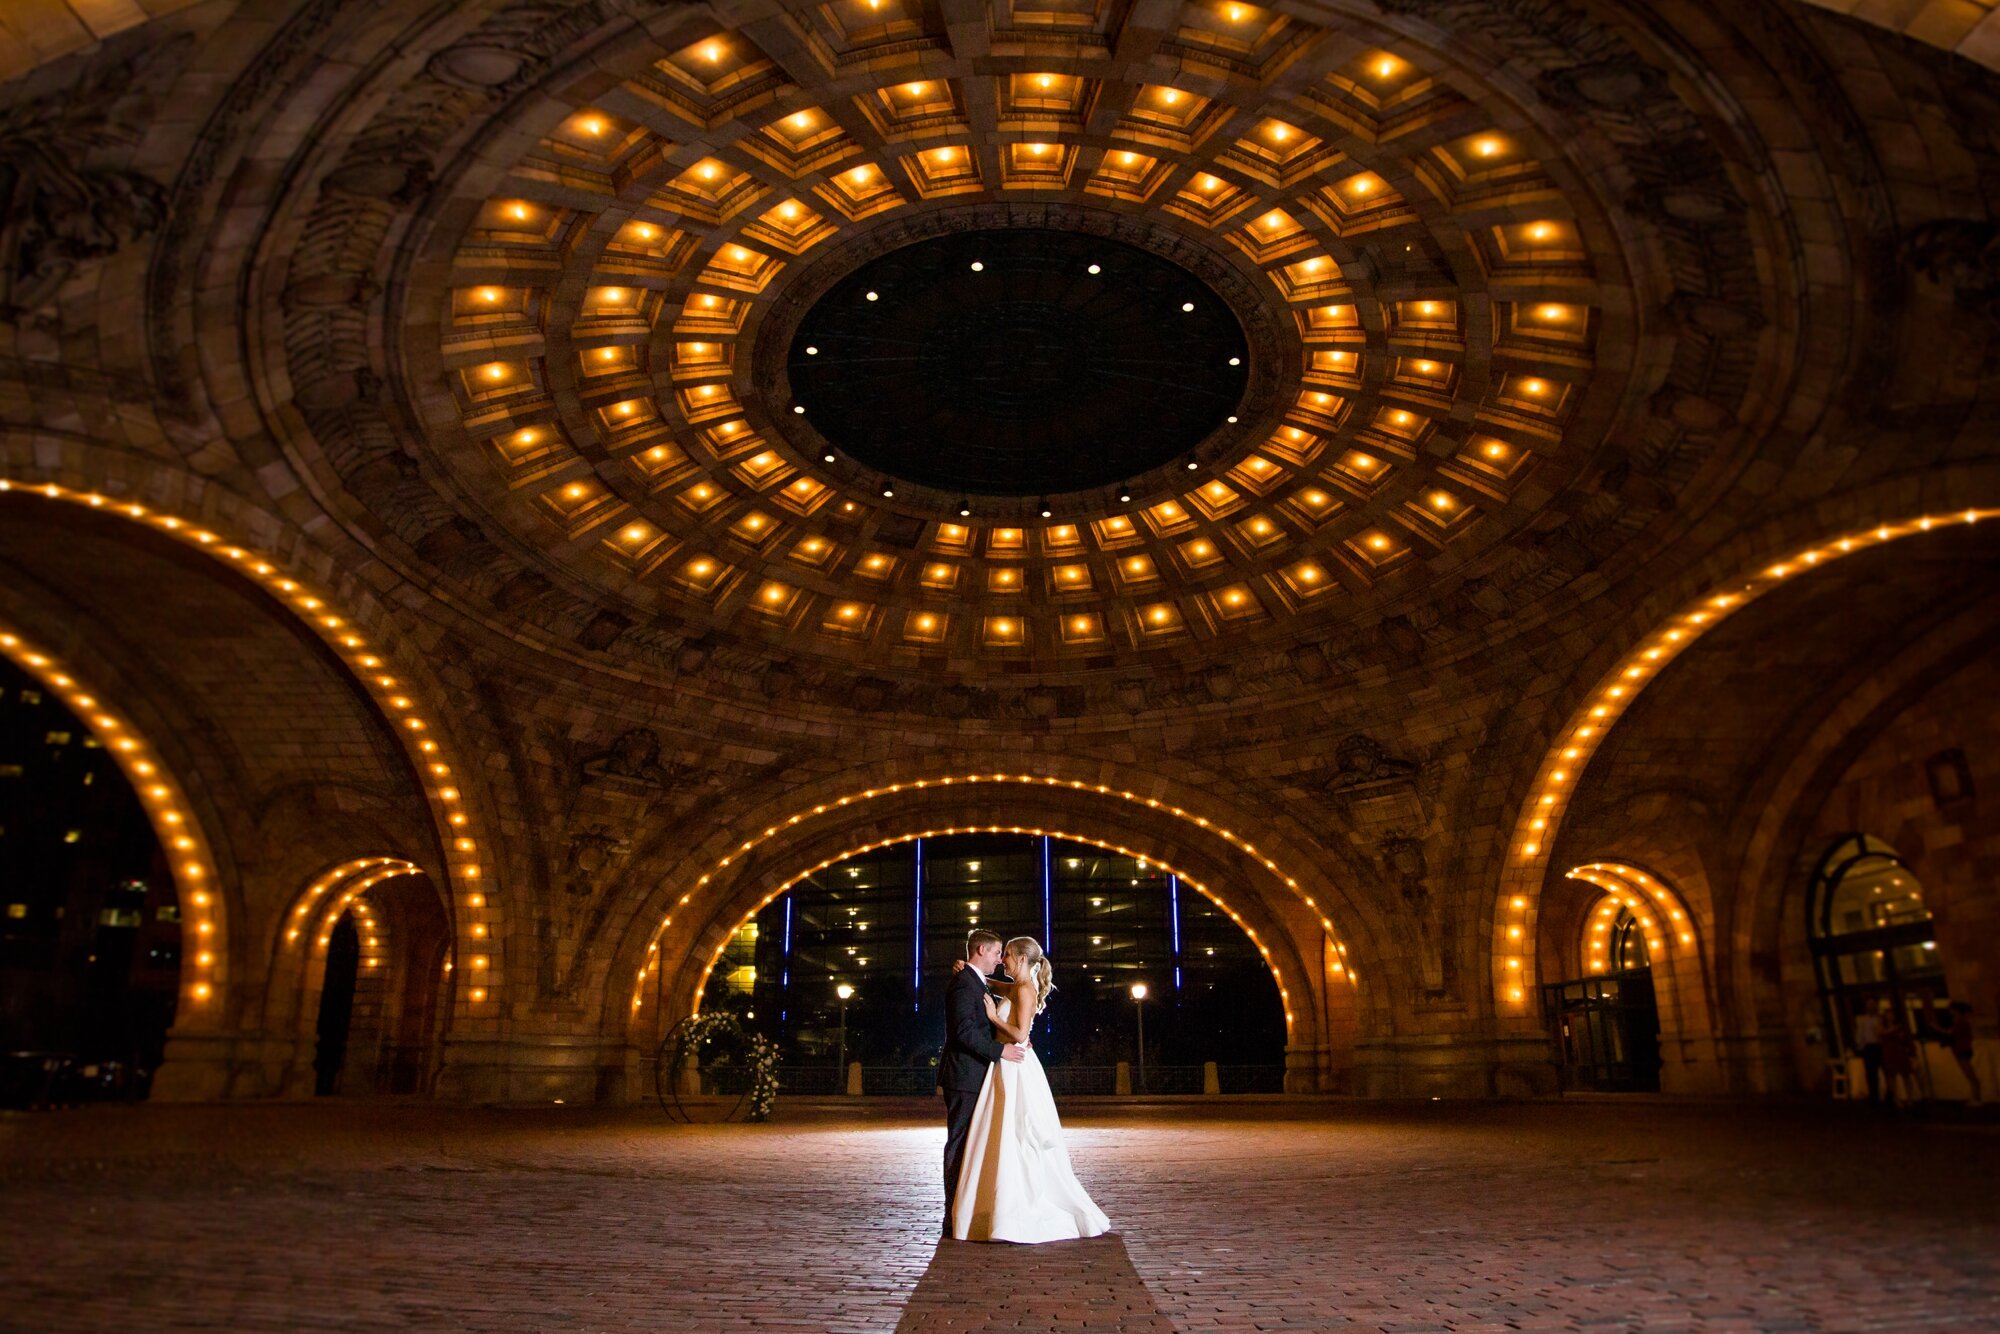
top-left (656, 1012), bottom-right (780, 1123)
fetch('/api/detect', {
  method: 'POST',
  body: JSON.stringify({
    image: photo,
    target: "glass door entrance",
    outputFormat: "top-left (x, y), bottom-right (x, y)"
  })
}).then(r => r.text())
top-left (1542, 969), bottom-right (1662, 1092)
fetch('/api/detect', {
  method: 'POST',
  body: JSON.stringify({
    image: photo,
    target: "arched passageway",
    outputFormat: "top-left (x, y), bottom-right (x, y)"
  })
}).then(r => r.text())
top-left (0, 490), bottom-right (465, 1098)
top-left (598, 766), bottom-right (1384, 1100)
top-left (1508, 513), bottom-right (2000, 1095)
top-left (693, 832), bottom-right (1292, 1094)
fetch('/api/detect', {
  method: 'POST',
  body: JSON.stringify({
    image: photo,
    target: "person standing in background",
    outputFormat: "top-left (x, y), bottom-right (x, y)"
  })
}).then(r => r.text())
top-left (1852, 1004), bottom-right (1884, 1104)
top-left (1879, 1009), bottom-right (1920, 1109)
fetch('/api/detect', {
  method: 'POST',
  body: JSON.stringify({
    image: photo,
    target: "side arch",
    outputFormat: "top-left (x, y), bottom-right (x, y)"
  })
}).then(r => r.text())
top-left (1489, 482), bottom-right (2000, 1020)
top-left (0, 444), bottom-right (507, 1035)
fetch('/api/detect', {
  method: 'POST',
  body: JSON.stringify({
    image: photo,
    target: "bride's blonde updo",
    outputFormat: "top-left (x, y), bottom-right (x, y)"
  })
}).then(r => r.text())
top-left (1005, 936), bottom-right (1056, 1014)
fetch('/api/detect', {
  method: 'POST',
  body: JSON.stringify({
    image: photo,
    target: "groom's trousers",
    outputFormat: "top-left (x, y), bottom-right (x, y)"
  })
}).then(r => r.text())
top-left (941, 1085), bottom-right (981, 1228)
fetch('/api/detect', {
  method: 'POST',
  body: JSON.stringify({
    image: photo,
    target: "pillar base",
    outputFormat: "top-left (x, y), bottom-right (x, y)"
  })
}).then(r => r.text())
top-left (1351, 1035), bottom-right (1560, 1098)
top-left (151, 1030), bottom-right (308, 1101)
top-left (433, 1035), bottom-right (633, 1105)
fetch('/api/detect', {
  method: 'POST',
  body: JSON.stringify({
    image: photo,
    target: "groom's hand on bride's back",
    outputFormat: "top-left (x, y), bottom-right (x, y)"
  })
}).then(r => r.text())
top-left (1001, 1043), bottom-right (1027, 1063)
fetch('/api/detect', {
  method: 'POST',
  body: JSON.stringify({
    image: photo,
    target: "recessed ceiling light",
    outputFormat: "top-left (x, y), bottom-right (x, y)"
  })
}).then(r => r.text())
top-left (793, 405), bottom-right (806, 414)
top-left (1226, 415), bottom-right (1239, 423)
top-left (1118, 492), bottom-right (1132, 503)
top-left (1228, 357), bottom-right (1241, 366)
top-left (806, 346), bottom-right (819, 355)
top-left (865, 291), bottom-right (879, 301)
top-left (970, 261), bottom-right (984, 272)
top-left (823, 452), bottom-right (836, 463)
top-left (960, 505), bottom-right (972, 516)
top-left (1181, 302), bottom-right (1194, 312)
top-left (1088, 263), bottom-right (1101, 274)
top-left (882, 488), bottom-right (894, 497)
top-left (1186, 461), bottom-right (1199, 470)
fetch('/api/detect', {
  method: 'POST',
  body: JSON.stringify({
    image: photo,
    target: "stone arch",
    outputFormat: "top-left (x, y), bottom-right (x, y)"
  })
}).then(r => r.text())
top-left (0, 458), bottom-right (508, 1095)
top-left (1797, 0), bottom-right (2000, 75)
top-left (0, 623), bottom-right (231, 1023)
top-left (1488, 474), bottom-right (2000, 1021)
top-left (260, 858), bottom-right (456, 1097)
top-left (1544, 861), bottom-right (1718, 1093)
top-left (596, 761), bottom-right (1391, 1097)
top-left (0, 441), bottom-right (508, 1046)
top-left (1723, 598), bottom-right (2000, 1094)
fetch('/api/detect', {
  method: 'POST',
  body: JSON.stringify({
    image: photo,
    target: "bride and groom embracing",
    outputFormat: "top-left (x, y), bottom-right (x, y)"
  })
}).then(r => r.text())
top-left (939, 928), bottom-right (1111, 1243)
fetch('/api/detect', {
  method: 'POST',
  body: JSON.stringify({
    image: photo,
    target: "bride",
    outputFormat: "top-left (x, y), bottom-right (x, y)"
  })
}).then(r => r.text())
top-left (950, 936), bottom-right (1111, 1243)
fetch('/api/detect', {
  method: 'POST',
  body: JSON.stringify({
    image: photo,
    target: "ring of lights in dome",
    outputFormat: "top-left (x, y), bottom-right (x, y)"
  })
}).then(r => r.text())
top-left (1490, 508), bottom-right (1997, 1015)
top-left (423, 22), bottom-right (1632, 673)
top-left (0, 477), bottom-right (503, 1011)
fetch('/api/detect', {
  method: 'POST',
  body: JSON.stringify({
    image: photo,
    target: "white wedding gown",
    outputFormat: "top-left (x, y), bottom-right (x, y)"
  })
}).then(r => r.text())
top-left (950, 996), bottom-right (1111, 1243)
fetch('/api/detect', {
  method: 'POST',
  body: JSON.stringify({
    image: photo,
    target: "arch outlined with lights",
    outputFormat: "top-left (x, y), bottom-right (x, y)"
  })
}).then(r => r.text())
top-left (616, 770), bottom-right (1361, 1026)
top-left (662, 825), bottom-right (1334, 1042)
top-left (1567, 862), bottom-right (1701, 975)
top-left (1492, 506), bottom-right (1998, 1014)
top-left (0, 473), bottom-right (503, 1014)
top-left (0, 624), bottom-right (229, 1016)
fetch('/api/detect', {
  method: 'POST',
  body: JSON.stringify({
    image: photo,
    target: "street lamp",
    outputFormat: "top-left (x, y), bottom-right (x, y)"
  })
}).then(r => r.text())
top-left (835, 983), bottom-right (854, 1078)
top-left (1129, 982), bottom-right (1149, 1094)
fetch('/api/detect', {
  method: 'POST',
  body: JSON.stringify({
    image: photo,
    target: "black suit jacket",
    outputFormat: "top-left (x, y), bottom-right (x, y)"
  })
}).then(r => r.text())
top-left (939, 965), bottom-right (1005, 1091)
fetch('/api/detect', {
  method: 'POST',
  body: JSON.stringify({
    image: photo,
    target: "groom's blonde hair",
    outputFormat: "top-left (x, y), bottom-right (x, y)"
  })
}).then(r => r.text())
top-left (965, 928), bottom-right (1003, 957)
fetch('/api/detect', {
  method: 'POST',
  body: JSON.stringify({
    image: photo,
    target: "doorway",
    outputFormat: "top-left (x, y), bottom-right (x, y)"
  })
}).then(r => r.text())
top-left (1542, 969), bottom-right (1662, 1092)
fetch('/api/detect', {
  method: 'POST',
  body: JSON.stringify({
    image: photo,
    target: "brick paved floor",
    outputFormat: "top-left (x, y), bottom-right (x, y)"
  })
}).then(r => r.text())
top-left (3, 1099), bottom-right (1997, 1332)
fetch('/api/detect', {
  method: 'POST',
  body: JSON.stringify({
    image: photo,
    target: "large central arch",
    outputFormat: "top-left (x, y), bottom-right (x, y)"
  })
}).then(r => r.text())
top-left (599, 760), bottom-right (1388, 1095)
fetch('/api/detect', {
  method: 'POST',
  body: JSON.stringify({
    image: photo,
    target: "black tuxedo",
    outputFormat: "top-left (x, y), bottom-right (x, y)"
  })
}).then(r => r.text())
top-left (940, 964), bottom-right (1004, 1228)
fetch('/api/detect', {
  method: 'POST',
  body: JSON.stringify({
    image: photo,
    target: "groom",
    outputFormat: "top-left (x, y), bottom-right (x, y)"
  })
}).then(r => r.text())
top-left (940, 928), bottom-right (1026, 1234)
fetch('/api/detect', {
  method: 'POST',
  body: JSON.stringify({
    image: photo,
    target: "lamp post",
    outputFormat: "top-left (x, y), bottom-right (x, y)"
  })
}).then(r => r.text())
top-left (1129, 982), bottom-right (1149, 1094)
top-left (835, 983), bottom-right (854, 1078)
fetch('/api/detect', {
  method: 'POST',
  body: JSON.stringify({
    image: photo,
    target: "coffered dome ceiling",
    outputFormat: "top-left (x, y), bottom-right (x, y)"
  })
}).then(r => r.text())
top-left (316, 0), bottom-right (1773, 691)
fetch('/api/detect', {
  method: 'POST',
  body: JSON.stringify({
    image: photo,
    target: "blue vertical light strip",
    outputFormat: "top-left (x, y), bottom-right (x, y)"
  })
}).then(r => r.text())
top-left (780, 892), bottom-right (793, 1022)
top-left (913, 837), bottom-right (924, 1010)
top-left (1041, 835), bottom-right (1053, 950)
top-left (1170, 873), bottom-right (1183, 992)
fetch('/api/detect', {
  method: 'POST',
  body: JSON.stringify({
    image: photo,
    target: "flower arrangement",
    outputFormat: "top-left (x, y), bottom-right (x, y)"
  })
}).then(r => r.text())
top-left (662, 1012), bottom-right (781, 1122)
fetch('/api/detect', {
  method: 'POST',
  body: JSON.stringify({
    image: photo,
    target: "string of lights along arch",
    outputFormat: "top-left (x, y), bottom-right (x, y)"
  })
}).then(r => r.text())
top-left (694, 832), bottom-right (1288, 1076)
top-left (0, 478), bottom-right (499, 1012)
top-left (787, 230), bottom-right (1248, 496)
top-left (623, 771), bottom-right (1357, 1023)
top-left (0, 627), bottom-right (224, 1010)
top-left (1492, 508), bottom-right (1996, 1013)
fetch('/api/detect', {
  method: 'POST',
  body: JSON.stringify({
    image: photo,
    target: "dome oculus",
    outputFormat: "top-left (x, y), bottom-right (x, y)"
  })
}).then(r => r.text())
top-left (787, 229), bottom-right (1249, 496)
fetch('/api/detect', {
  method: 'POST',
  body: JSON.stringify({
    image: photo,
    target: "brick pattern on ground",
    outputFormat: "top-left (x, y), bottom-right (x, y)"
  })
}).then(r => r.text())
top-left (3, 1100), bottom-right (1998, 1332)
